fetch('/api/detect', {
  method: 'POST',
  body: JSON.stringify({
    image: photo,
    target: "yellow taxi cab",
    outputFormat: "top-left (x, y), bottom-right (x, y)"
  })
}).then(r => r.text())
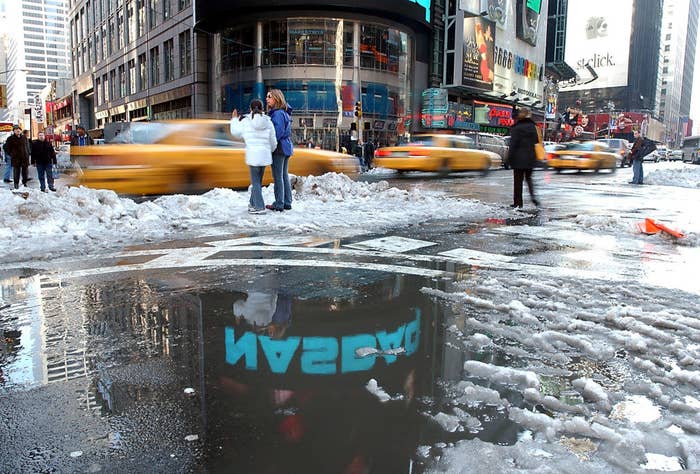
top-left (70, 120), bottom-right (360, 195)
top-left (547, 141), bottom-right (617, 173)
top-left (374, 134), bottom-right (501, 175)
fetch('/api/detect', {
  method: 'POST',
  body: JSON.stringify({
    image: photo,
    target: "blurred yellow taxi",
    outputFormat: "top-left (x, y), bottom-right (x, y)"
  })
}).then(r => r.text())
top-left (70, 120), bottom-right (360, 195)
top-left (547, 141), bottom-right (617, 173)
top-left (374, 134), bottom-right (501, 175)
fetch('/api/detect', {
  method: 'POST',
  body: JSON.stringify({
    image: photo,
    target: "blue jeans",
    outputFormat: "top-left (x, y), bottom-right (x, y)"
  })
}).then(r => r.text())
top-left (632, 159), bottom-right (644, 184)
top-left (36, 163), bottom-right (55, 190)
top-left (2, 156), bottom-right (11, 181)
top-left (271, 151), bottom-right (292, 210)
top-left (248, 165), bottom-right (266, 210)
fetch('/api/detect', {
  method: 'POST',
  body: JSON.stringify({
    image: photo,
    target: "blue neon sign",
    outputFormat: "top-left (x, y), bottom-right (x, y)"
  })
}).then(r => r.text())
top-left (408, 0), bottom-right (431, 22)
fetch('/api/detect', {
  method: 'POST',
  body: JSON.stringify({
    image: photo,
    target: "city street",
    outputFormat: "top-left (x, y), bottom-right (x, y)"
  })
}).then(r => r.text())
top-left (2, 163), bottom-right (700, 472)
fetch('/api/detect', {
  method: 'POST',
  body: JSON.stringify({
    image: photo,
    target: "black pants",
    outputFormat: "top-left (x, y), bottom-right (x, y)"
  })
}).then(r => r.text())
top-left (13, 163), bottom-right (28, 188)
top-left (513, 168), bottom-right (537, 207)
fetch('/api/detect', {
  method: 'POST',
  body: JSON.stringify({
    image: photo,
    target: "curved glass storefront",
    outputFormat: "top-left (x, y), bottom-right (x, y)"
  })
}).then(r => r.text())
top-left (212, 18), bottom-right (413, 150)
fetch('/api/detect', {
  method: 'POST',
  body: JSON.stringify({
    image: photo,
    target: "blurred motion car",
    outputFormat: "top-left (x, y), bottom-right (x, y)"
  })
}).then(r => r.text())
top-left (70, 120), bottom-right (360, 195)
top-left (547, 141), bottom-right (617, 173)
top-left (374, 134), bottom-right (501, 175)
top-left (598, 138), bottom-right (631, 167)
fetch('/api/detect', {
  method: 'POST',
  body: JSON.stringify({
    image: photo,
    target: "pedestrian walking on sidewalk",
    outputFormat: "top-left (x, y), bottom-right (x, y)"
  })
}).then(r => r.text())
top-left (265, 89), bottom-right (294, 212)
top-left (507, 108), bottom-right (540, 209)
top-left (230, 99), bottom-right (278, 214)
top-left (30, 131), bottom-right (57, 192)
top-left (4, 125), bottom-right (30, 189)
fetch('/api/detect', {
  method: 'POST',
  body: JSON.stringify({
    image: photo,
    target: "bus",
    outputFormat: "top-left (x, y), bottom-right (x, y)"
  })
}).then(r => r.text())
top-left (681, 135), bottom-right (700, 163)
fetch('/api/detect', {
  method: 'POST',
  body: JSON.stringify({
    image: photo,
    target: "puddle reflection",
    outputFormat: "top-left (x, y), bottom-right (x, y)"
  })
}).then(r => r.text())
top-left (0, 267), bottom-right (524, 472)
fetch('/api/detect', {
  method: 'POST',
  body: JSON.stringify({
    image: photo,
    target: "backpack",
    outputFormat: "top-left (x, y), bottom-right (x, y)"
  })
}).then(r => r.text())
top-left (640, 138), bottom-right (656, 157)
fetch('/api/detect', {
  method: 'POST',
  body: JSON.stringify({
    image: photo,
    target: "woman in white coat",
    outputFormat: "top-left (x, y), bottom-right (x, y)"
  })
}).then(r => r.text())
top-left (230, 99), bottom-right (278, 214)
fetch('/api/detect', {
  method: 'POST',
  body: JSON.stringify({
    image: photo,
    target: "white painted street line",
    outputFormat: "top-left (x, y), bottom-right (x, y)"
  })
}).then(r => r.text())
top-left (439, 248), bottom-right (517, 263)
top-left (344, 236), bottom-right (438, 253)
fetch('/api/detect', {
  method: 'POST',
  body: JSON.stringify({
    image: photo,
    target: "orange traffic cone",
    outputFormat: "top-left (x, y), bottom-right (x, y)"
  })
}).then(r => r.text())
top-left (637, 218), bottom-right (685, 238)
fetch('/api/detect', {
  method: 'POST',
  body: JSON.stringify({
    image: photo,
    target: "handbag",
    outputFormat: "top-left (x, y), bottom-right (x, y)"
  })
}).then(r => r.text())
top-left (52, 166), bottom-right (60, 180)
top-left (534, 127), bottom-right (545, 161)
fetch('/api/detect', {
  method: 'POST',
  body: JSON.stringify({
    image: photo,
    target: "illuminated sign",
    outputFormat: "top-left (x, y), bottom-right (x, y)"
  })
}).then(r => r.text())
top-left (408, 0), bottom-right (431, 21)
top-left (225, 314), bottom-right (421, 375)
top-left (474, 100), bottom-right (514, 127)
top-left (516, 0), bottom-right (543, 46)
top-left (564, 0), bottom-right (633, 90)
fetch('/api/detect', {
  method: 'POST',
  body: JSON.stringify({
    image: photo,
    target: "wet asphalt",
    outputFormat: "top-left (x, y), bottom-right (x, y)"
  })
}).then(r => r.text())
top-left (1, 164), bottom-right (699, 472)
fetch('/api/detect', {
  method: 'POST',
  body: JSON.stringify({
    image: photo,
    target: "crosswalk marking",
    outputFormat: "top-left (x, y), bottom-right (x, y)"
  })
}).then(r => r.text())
top-left (344, 236), bottom-right (438, 253)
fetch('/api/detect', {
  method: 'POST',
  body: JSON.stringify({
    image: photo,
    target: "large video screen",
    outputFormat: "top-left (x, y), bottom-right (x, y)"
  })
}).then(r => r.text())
top-left (563, 0), bottom-right (633, 91)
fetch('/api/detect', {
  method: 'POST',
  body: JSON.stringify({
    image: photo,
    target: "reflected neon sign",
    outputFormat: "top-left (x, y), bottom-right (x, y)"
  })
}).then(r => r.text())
top-left (225, 313), bottom-right (421, 375)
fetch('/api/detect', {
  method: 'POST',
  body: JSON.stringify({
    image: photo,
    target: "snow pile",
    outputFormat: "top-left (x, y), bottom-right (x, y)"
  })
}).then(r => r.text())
top-left (421, 273), bottom-right (700, 472)
top-left (0, 173), bottom-right (511, 263)
top-left (645, 162), bottom-right (700, 188)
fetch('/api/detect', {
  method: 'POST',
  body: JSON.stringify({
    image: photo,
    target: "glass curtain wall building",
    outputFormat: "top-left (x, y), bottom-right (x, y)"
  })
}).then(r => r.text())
top-left (213, 19), bottom-right (412, 149)
top-left (199, 1), bottom-right (430, 151)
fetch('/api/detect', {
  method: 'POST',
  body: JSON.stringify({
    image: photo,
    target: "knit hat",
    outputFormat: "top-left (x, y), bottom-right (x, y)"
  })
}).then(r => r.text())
top-left (12, 124), bottom-right (20, 130)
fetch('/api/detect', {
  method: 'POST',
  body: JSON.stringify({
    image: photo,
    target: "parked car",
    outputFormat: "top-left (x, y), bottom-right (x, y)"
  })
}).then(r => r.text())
top-left (473, 133), bottom-right (509, 168)
top-left (547, 141), bottom-right (617, 173)
top-left (374, 134), bottom-right (501, 175)
top-left (598, 138), bottom-right (631, 167)
top-left (669, 149), bottom-right (684, 161)
top-left (70, 120), bottom-right (361, 195)
top-left (644, 149), bottom-right (662, 162)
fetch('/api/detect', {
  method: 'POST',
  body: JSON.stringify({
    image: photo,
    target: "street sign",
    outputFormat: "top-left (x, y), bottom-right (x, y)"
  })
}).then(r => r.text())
top-left (34, 94), bottom-right (45, 124)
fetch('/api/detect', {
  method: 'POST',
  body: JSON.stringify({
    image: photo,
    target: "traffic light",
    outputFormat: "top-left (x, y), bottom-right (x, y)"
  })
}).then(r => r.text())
top-left (354, 101), bottom-right (362, 118)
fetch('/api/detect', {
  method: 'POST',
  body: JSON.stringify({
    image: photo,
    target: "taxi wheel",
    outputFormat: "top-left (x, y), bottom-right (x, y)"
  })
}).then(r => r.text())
top-left (555, 168), bottom-right (562, 174)
top-left (438, 160), bottom-right (451, 177)
top-left (610, 165), bottom-right (617, 173)
top-left (176, 173), bottom-right (200, 195)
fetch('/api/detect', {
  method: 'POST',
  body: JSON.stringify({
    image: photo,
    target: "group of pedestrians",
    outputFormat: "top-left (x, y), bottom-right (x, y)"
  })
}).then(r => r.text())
top-left (230, 88), bottom-right (294, 214)
top-left (3, 125), bottom-right (58, 192)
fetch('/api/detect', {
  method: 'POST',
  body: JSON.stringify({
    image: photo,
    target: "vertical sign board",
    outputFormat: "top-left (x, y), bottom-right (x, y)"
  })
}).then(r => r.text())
top-left (462, 15), bottom-right (496, 91)
top-left (563, 0), bottom-right (633, 91)
top-left (34, 94), bottom-right (45, 124)
top-left (0, 85), bottom-right (6, 108)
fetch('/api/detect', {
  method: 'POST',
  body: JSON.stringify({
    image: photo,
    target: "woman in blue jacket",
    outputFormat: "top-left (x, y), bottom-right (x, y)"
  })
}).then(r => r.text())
top-left (265, 89), bottom-right (294, 211)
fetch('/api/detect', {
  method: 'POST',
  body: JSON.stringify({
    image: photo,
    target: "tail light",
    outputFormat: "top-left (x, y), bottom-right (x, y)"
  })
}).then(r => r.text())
top-left (546, 153), bottom-right (556, 161)
top-left (375, 149), bottom-right (392, 157)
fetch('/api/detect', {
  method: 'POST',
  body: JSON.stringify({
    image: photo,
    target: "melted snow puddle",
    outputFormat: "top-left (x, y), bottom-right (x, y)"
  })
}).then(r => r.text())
top-left (610, 396), bottom-right (662, 423)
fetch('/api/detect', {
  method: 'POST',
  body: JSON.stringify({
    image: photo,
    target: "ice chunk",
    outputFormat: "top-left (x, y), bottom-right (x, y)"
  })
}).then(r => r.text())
top-left (464, 360), bottom-right (540, 389)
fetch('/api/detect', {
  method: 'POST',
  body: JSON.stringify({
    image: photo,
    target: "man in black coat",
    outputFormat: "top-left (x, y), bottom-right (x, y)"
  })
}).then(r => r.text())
top-left (30, 131), bottom-right (57, 192)
top-left (4, 125), bottom-right (30, 189)
top-left (507, 108), bottom-right (541, 208)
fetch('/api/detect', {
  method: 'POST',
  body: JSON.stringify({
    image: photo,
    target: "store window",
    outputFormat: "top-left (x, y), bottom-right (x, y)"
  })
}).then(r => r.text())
top-left (287, 19), bottom-right (337, 66)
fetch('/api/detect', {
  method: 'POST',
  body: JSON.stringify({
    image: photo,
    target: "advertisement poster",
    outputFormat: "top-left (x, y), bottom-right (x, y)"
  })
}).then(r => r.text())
top-left (515, 0), bottom-right (542, 46)
top-left (564, 0), bottom-right (633, 90)
top-left (484, 0), bottom-right (508, 30)
top-left (473, 100), bottom-right (514, 127)
top-left (462, 16), bottom-right (495, 91)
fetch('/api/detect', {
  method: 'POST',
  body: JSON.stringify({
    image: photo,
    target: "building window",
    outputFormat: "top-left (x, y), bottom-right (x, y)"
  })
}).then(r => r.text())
top-left (150, 46), bottom-right (160, 86)
top-left (179, 30), bottom-right (191, 75)
top-left (163, 39), bottom-right (174, 81)
top-left (109, 20), bottom-right (115, 56)
top-left (128, 59), bottom-right (136, 94)
top-left (149, 0), bottom-right (160, 29)
top-left (178, 0), bottom-right (190, 10)
top-left (127, 5), bottom-right (134, 43)
top-left (102, 73), bottom-right (108, 102)
top-left (117, 10), bottom-right (125, 49)
top-left (163, 0), bottom-right (171, 20)
top-left (138, 53), bottom-right (147, 91)
top-left (137, 0), bottom-right (145, 37)
top-left (95, 77), bottom-right (101, 104)
top-left (222, 26), bottom-right (255, 71)
top-left (119, 64), bottom-right (126, 97)
top-left (101, 24), bottom-right (107, 59)
top-left (110, 69), bottom-right (117, 100)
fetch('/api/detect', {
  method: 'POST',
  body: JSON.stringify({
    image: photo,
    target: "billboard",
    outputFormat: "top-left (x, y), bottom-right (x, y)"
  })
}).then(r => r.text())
top-left (462, 16), bottom-right (495, 91)
top-left (564, 0), bottom-right (633, 91)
